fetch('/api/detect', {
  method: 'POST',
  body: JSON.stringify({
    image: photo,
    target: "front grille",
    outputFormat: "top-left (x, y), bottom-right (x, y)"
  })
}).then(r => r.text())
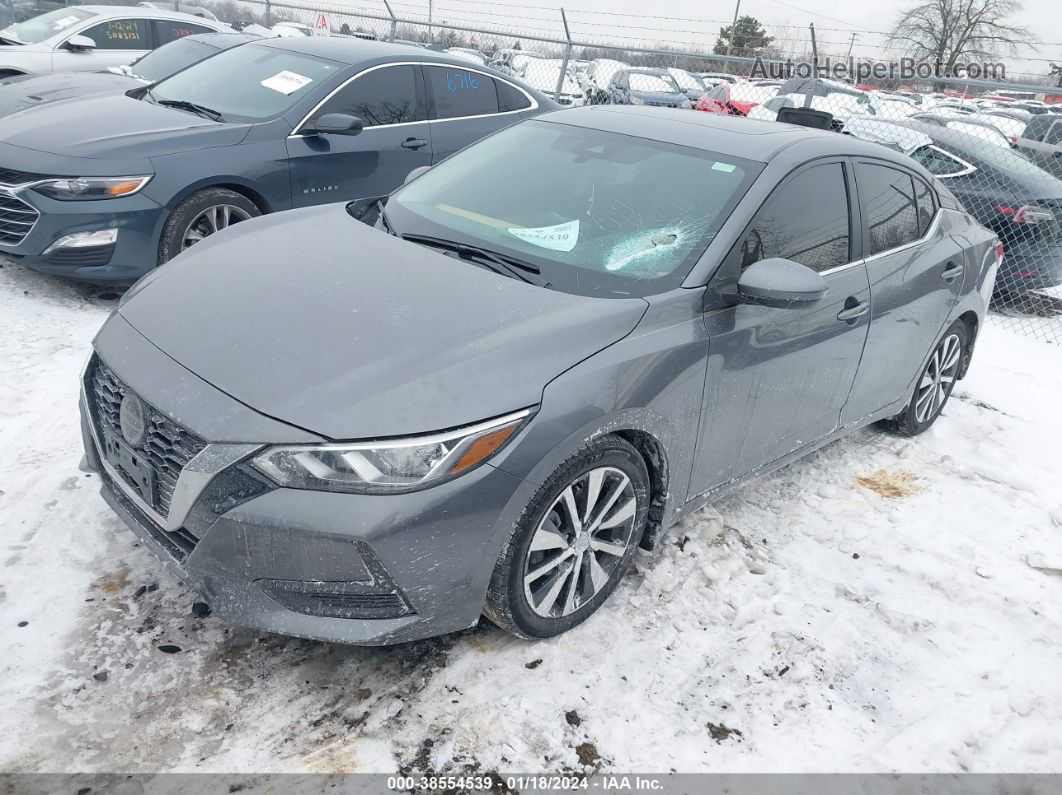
top-left (0, 193), bottom-right (39, 247)
top-left (0, 167), bottom-right (53, 185)
top-left (89, 358), bottom-right (207, 518)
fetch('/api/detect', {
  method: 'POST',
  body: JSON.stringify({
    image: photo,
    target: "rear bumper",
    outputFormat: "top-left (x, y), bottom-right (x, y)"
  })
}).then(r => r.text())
top-left (997, 242), bottom-right (1062, 291)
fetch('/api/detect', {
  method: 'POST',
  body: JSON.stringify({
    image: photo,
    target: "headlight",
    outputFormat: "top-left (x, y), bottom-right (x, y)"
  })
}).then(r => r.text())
top-left (252, 409), bottom-right (531, 494)
top-left (32, 176), bottom-right (152, 201)
top-left (629, 96), bottom-right (647, 105)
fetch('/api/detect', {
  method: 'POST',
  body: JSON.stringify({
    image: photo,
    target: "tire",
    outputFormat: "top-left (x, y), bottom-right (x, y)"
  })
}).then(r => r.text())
top-left (483, 435), bottom-right (650, 639)
top-left (881, 320), bottom-right (968, 437)
top-left (158, 188), bottom-right (260, 265)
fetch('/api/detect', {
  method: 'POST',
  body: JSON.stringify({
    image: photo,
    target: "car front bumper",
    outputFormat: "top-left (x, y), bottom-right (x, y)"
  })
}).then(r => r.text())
top-left (0, 189), bottom-right (164, 283)
top-left (79, 321), bottom-right (529, 645)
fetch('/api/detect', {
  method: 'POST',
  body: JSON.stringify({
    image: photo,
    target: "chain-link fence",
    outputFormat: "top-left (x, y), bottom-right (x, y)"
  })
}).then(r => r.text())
top-left (156, 0), bottom-right (1062, 343)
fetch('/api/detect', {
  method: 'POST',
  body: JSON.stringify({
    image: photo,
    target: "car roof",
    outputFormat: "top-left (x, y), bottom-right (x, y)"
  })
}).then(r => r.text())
top-left (77, 5), bottom-right (225, 22)
top-left (256, 36), bottom-right (496, 66)
top-left (184, 32), bottom-right (259, 48)
top-left (539, 105), bottom-right (916, 165)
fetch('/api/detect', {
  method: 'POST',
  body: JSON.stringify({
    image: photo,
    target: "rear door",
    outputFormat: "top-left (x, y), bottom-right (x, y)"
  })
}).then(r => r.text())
top-left (151, 19), bottom-right (219, 48)
top-left (53, 17), bottom-right (153, 71)
top-left (421, 65), bottom-right (535, 162)
top-left (690, 159), bottom-right (871, 495)
top-left (286, 63), bottom-right (433, 206)
top-left (842, 160), bottom-right (964, 424)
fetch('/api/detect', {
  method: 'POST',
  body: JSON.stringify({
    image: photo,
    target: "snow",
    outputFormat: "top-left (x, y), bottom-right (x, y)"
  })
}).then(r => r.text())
top-left (1, 260), bottom-right (1060, 774)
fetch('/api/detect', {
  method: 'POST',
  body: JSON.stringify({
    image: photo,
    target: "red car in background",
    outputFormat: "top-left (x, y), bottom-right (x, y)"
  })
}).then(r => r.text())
top-left (695, 83), bottom-right (777, 116)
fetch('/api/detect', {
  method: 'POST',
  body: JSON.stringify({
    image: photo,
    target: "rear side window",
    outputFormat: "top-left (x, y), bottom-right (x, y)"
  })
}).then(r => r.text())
top-left (858, 163), bottom-right (921, 255)
top-left (1046, 121), bottom-right (1062, 145)
top-left (910, 145), bottom-right (970, 177)
top-left (739, 162), bottom-right (850, 273)
top-left (1025, 115), bottom-right (1052, 142)
top-left (912, 176), bottom-right (936, 233)
top-left (496, 79), bottom-right (531, 112)
top-left (318, 64), bottom-right (422, 127)
top-left (82, 18), bottom-right (150, 49)
top-left (425, 65), bottom-right (497, 119)
top-left (153, 20), bottom-right (215, 47)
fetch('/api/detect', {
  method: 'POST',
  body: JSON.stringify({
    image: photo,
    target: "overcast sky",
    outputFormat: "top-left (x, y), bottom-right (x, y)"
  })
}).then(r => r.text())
top-left (354, 0), bottom-right (1060, 83)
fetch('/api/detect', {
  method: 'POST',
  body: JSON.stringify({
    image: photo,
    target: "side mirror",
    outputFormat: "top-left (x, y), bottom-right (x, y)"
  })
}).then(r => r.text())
top-left (403, 165), bottom-right (431, 185)
top-left (64, 35), bottom-right (97, 51)
top-left (737, 257), bottom-right (828, 306)
top-left (305, 113), bottom-right (363, 136)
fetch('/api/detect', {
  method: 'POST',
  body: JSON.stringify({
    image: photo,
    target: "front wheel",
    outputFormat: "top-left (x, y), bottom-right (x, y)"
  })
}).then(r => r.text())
top-left (881, 320), bottom-right (967, 436)
top-left (483, 435), bottom-right (650, 639)
top-left (158, 188), bottom-right (260, 265)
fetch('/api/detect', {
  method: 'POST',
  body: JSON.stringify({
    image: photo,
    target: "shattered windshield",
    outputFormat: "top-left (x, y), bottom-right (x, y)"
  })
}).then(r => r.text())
top-left (387, 120), bottom-right (761, 298)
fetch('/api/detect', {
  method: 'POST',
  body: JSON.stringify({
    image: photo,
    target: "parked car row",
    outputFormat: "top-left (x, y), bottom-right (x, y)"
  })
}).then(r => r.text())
top-left (0, 8), bottom-right (1024, 646)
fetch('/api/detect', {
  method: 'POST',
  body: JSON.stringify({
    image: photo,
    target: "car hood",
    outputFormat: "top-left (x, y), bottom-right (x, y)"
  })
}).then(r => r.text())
top-left (631, 90), bottom-right (687, 106)
top-left (0, 72), bottom-right (140, 117)
top-left (0, 93), bottom-right (251, 158)
top-left (117, 204), bottom-right (649, 440)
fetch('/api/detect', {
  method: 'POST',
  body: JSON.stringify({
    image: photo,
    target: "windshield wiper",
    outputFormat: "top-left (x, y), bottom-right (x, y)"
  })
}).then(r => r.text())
top-left (155, 97), bottom-right (224, 121)
top-left (401, 233), bottom-right (549, 286)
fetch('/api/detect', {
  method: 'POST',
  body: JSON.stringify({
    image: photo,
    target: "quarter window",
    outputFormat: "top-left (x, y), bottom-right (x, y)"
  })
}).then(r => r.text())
top-left (153, 20), bottom-right (215, 46)
top-left (739, 162), bottom-right (851, 273)
top-left (858, 163), bottom-right (921, 256)
top-left (425, 65), bottom-right (497, 119)
top-left (317, 65), bottom-right (422, 127)
top-left (910, 144), bottom-right (971, 177)
top-left (496, 79), bottom-right (531, 112)
top-left (912, 176), bottom-right (936, 234)
top-left (80, 18), bottom-right (150, 50)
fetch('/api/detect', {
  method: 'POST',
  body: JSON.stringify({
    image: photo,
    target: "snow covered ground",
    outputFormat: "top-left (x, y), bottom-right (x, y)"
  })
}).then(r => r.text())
top-left (0, 260), bottom-right (1060, 775)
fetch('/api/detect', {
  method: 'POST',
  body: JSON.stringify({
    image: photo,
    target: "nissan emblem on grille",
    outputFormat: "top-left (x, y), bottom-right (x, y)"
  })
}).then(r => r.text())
top-left (119, 394), bottom-right (148, 447)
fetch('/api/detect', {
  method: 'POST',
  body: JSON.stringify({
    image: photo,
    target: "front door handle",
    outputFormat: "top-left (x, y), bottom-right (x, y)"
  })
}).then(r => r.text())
top-left (401, 138), bottom-right (429, 150)
top-left (837, 300), bottom-right (870, 322)
top-left (941, 261), bottom-right (964, 282)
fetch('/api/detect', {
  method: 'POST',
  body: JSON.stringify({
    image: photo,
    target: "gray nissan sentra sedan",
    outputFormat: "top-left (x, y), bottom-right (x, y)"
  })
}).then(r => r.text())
top-left (80, 108), bottom-right (1000, 644)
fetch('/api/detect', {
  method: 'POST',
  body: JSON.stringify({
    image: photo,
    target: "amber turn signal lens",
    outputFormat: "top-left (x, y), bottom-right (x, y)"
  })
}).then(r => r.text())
top-left (449, 423), bottom-right (520, 476)
top-left (106, 180), bottom-right (147, 196)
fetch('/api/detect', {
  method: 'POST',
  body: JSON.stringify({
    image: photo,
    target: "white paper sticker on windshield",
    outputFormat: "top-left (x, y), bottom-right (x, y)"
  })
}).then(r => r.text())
top-left (712, 162), bottom-right (736, 173)
top-left (507, 220), bottom-right (579, 252)
top-left (260, 71), bottom-right (313, 95)
top-left (53, 15), bottom-right (81, 28)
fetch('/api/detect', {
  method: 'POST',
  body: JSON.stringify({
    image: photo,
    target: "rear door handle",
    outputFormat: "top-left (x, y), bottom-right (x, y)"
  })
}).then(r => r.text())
top-left (401, 138), bottom-right (429, 150)
top-left (837, 300), bottom-right (870, 322)
top-left (941, 261), bottom-right (964, 282)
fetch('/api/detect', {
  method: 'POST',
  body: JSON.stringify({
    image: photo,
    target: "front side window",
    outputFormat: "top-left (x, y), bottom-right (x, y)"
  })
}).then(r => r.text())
top-left (150, 43), bottom-right (341, 122)
top-left (857, 163), bottom-right (921, 256)
top-left (153, 20), bottom-right (216, 47)
top-left (739, 163), bottom-right (850, 273)
top-left (0, 8), bottom-right (96, 44)
top-left (910, 145), bottom-right (971, 177)
top-left (387, 120), bottom-right (761, 298)
top-left (81, 18), bottom-right (150, 50)
top-left (628, 72), bottom-right (680, 93)
top-left (317, 64), bottom-right (421, 127)
top-left (425, 66), bottom-right (497, 119)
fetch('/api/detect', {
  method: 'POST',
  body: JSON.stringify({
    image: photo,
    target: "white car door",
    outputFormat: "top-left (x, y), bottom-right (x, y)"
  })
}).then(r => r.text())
top-left (51, 17), bottom-right (152, 72)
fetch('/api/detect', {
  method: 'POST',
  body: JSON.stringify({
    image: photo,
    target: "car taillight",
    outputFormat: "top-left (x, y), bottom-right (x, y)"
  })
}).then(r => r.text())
top-left (995, 241), bottom-right (1005, 263)
top-left (996, 204), bottom-right (1055, 224)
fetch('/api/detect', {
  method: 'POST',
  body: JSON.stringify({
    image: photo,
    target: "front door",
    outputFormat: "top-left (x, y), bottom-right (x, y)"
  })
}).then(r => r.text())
top-left (52, 17), bottom-right (151, 72)
top-left (842, 161), bottom-right (965, 423)
top-left (286, 63), bottom-right (433, 207)
top-left (690, 160), bottom-right (871, 496)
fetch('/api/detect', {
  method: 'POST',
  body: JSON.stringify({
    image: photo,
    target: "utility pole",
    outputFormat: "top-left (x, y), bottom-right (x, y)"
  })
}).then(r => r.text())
top-left (724, 0), bottom-right (741, 73)
top-left (428, 0), bottom-right (433, 42)
top-left (845, 32), bottom-right (857, 61)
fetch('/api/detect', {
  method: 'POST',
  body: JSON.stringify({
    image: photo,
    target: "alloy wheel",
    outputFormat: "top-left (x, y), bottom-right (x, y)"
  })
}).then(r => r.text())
top-left (181, 204), bottom-right (253, 250)
top-left (522, 466), bottom-right (638, 618)
top-left (914, 333), bottom-right (962, 424)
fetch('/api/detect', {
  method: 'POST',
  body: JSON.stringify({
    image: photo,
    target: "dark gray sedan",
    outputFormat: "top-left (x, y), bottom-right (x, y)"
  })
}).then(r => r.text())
top-left (80, 108), bottom-right (998, 644)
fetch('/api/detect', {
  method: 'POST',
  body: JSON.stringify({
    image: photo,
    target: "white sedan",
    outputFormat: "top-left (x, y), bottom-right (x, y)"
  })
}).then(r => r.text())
top-left (0, 5), bottom-right (230, 76)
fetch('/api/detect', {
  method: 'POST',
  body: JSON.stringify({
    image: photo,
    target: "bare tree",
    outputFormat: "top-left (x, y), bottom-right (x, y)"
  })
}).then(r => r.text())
top-left (888, 0), bottom-right (1034, 74)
